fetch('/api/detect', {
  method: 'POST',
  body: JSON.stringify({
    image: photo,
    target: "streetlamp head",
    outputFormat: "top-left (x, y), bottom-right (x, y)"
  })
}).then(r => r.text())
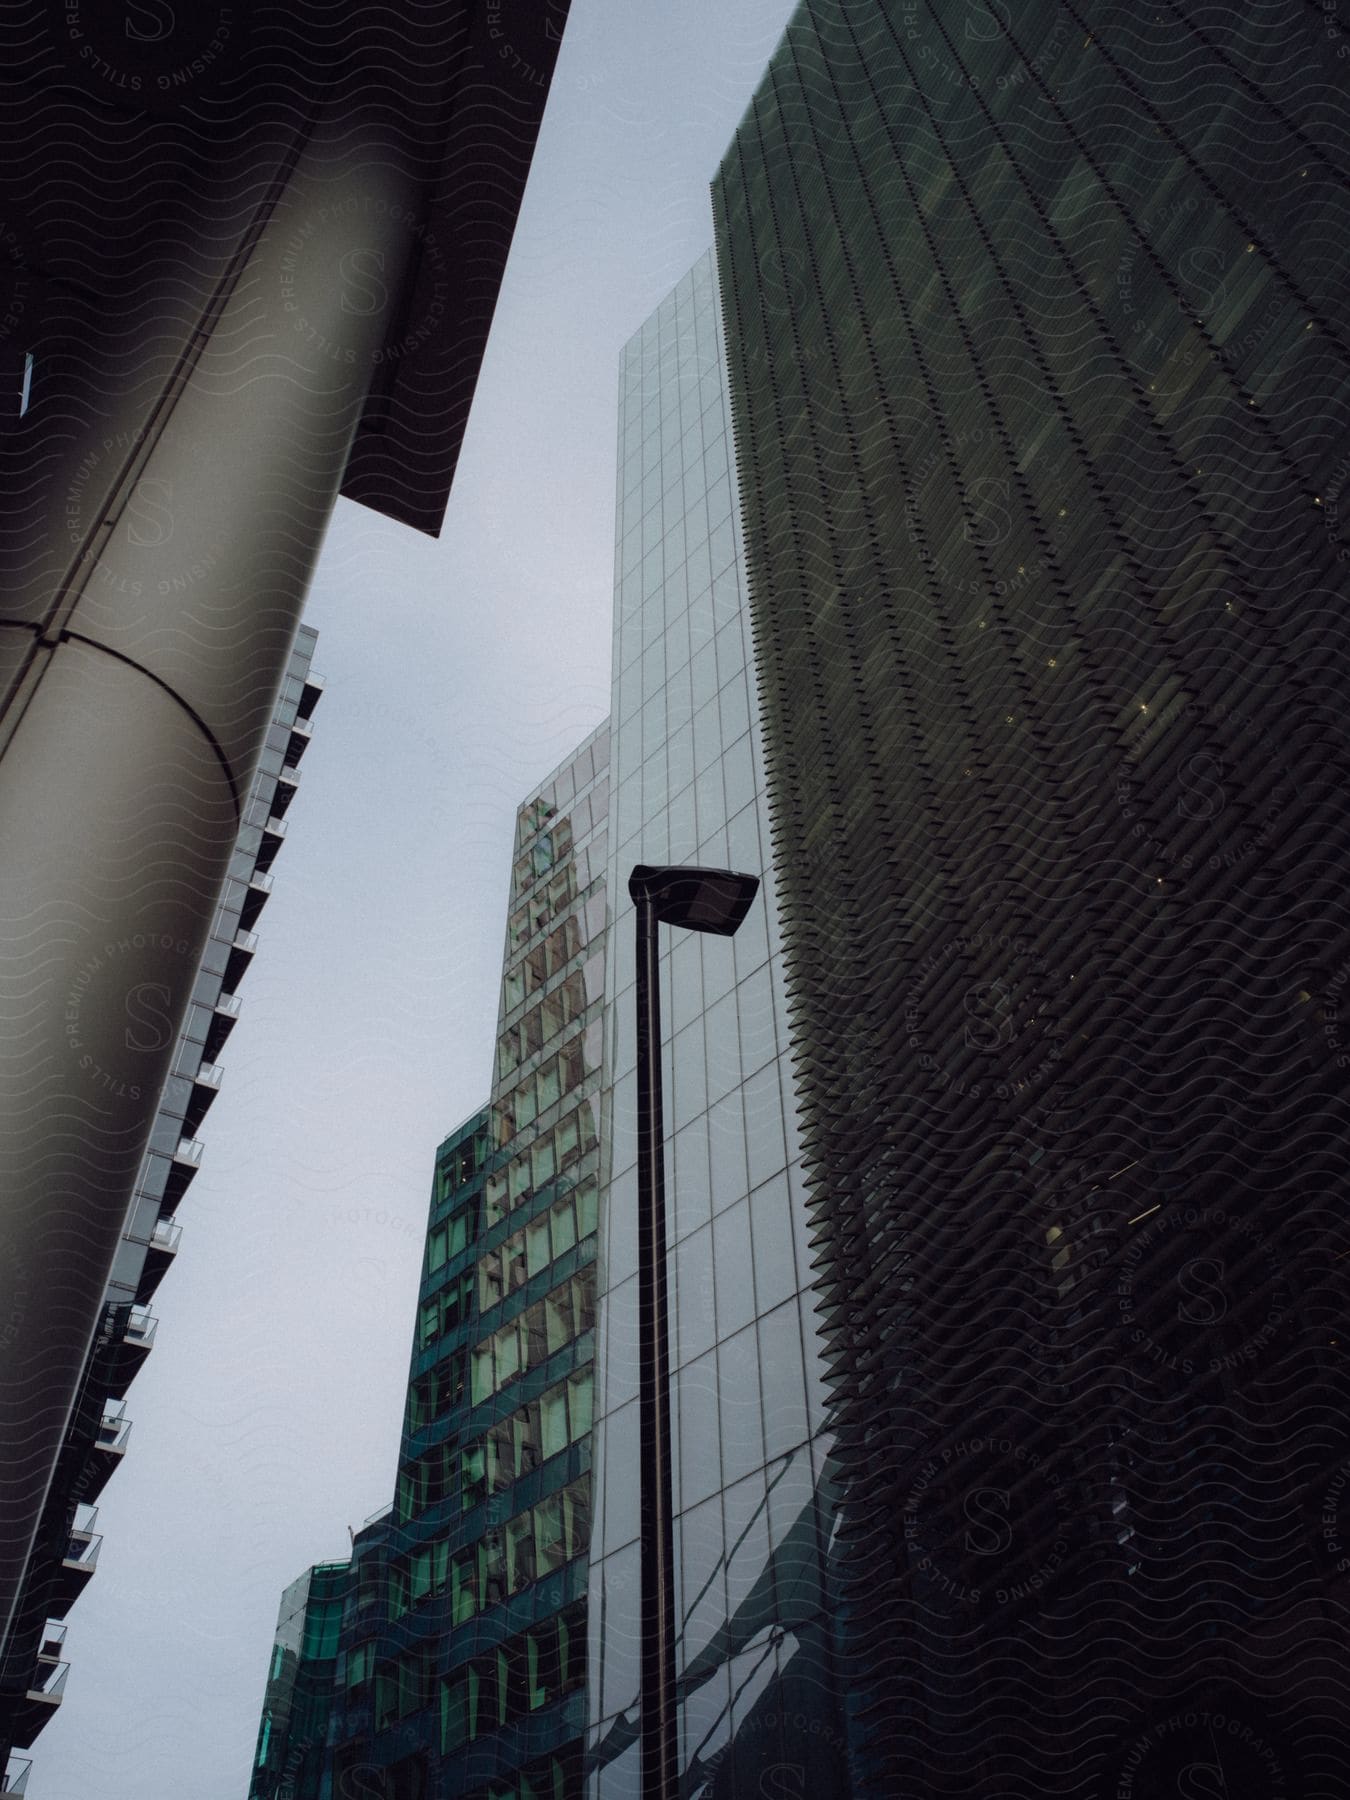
top-left (629, 864), bottom-right (760, 936)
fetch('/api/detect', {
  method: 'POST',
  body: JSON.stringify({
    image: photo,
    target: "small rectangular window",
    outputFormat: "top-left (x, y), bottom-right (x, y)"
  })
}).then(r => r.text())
top-left (449, 1205), bottom-right (474, 1257)
top-left (506, 1233), bottom-right (528, 1291)
top-left (536, 1056), bottom-right (561, 1114)
top-left (478, 1249), bottom-right (503, 1314)
top-left (572, 1266), bottom-right (596, 1335)
top-left (398, 1652), bottom-right (428, 1719)
top-left (527, 1216), bottom-right (551, 1279)
top-left (480, 1530), bottom-right (507, 1607)
top-left (563, 1476), bottom-right (591, 1560)
top-left (527, 1629), bottom-right (554, 1711)
top-left (532, 1135), bottom-right (557, 1190)
top-left (451, 1553), bottom-right (477, 1626)
top-left (575, 1180), bottom-right (598, 1241)
top-left (555, 1113), bottom-right (580, 1168)
top-left (515, 1403), bottom-right (541, 1477)
top-left (411, 1548), bottom-right (432, 1602)
top-left (550, 1195), bottom-right (576, 1258)
top-left (540, 1385), bottom-right (569, 1461)
top-left (545, 1284), bottom-right (573, 1355)
top-left (486, 1171), bottom-right (509, 1225)
top-left (388, 1562), bottom-right (409, 1621)
top-left (535, 1493), bottom-right (565, 1573)
top-left (441, 1676), bottom-right (467, 1752)
top-left (567, 1369), bottom-right (593, 1441)
top-left (471, 1342), bottom-right (494, 1405)
top-left (524, 1299), bottom-right (548, 1370)
top-left (461, 1444), bottom-right (487, 1512)
top-left (496, 1320), bottom-right (521, 1386)
top-left (375, 1666), bottom-right (398, 1730)
top-left (505, 1511), bottom-right (535, 1595)
top-left (559, 1605), bottom-right (583, 1691)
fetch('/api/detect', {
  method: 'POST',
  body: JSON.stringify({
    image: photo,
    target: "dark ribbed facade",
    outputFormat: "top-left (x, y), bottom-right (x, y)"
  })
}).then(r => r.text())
top-left (713, 4), bottom-right (1350, 1796)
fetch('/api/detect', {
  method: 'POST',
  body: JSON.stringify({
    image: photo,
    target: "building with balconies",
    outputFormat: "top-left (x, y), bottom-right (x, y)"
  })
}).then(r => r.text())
top-left (0, 5), bottom-right (574, 1715)
top-left (0, 629), bottom-right (324, 1782)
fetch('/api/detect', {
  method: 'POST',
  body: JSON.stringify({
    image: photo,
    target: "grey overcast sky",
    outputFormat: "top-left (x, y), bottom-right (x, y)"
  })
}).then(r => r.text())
top-left (33, 4), bottom-right (799, 1797)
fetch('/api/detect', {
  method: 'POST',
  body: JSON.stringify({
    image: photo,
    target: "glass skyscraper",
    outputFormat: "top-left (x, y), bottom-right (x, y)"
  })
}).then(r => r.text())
top-left (712, 2), bottom-right (1350, 1795)
top-left (250, 728), bottom-right (609, 1800)
top-left (584, 249), bottom-right (845, 1799)
top-left (247, 252), bottom-right (854, 1800)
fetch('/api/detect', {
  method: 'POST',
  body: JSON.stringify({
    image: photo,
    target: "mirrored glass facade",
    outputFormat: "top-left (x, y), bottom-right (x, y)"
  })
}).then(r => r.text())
top-left (585, 251), bottom-right (846, 1799)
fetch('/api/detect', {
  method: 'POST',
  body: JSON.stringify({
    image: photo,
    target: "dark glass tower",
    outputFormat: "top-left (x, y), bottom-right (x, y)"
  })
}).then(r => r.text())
top-left (250, 1561), bottom-right (349, 1800)
top-left (250, 727), bottom-right (610, 1800)
top-left (713, 3), bottom-right (1350, 1796)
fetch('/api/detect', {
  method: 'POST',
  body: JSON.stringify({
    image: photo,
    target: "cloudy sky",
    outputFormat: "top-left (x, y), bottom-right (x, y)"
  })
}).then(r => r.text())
top-left (32, 3), bottom-right (800, 1796)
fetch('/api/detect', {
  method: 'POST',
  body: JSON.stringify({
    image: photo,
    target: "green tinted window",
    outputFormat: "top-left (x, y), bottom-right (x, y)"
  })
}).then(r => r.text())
top-left (300, 1597), bottom-right (340, 1661)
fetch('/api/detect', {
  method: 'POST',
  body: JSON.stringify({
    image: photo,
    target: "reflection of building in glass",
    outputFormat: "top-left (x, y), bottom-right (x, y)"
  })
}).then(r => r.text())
top-left (249, 728), bottom-right (610, 1800)
top-left (712, 3), bottom-right (1350, 1796)
top-left (584, 249), bottom-right (846, 1799)
top-left (0, 627), bottom-right (322, 1785)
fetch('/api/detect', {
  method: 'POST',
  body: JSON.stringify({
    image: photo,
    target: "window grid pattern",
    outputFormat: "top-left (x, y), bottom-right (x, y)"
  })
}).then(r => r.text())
top-left (586, 249), bottom-right (842, 1800)
top-left (293, 729), bottom-right (610, 1799)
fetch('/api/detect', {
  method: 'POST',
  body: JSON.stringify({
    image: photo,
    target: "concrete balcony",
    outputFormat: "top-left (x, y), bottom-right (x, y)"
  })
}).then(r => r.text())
top-left (223, 928), bottom-right (257, 992)
top-left (239, 868), bottom-right (273, 934)
top-left (79, 1403), bottom-right (131, 1504)
top-left (182, 1059), bottom-right (223, 1139)
top-left (285, 714), bottom-right (314, 767)
top-left (203, 990), bottom-right (241, 1063)
top-left (100, 1307), bottom-right (158, 1400)
top-left (7, 1656), bottom-right (68, 1749)
top-left (135, 1217), bottom-right (182, 1307)
top-left (271, 765), bottom-right (300, 819)
top-left (160, 1136), bottom-right (204, 1215)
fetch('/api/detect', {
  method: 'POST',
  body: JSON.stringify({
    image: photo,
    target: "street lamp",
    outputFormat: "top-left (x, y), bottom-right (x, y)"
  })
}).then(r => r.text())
top-left (627, 862), bottom-right (761, 1800)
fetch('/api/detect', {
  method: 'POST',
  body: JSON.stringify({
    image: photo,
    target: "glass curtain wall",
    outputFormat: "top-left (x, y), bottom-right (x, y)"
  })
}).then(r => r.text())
top-left (250, 728), bottom-right (612, 1800)
top-left (585, 250), bottom-right (846, 1799)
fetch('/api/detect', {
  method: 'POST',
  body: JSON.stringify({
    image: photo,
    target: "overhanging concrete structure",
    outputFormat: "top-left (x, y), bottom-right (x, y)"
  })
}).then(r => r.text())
top-left (0, 0), bottom-right (570, 1730)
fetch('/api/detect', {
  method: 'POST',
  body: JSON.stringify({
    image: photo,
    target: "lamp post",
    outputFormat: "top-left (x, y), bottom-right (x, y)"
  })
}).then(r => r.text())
top-left (628, 863), bottom-right (760, 1800)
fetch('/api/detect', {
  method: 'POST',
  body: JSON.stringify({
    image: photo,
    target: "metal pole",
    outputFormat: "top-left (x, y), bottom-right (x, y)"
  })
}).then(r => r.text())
top-left (634, 890), bottom-right (679, 1800)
